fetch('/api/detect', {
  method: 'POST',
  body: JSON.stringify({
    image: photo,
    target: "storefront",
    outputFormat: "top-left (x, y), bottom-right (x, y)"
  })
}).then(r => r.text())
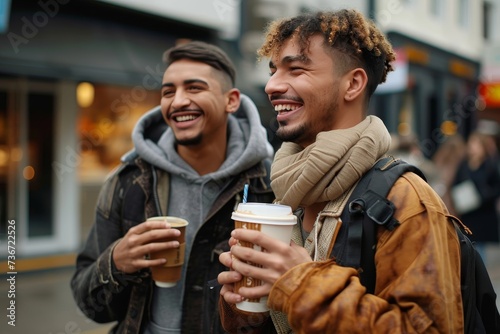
top-left (0, 1), bottom-right (221, 258)
top-left (371, 32), bottom-right (481, 158)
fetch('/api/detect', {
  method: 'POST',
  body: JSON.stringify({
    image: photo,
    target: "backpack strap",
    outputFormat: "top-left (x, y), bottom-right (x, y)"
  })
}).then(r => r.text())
top-left (341, 156), bottom-right (426, 293)
top-left (452, 218), bottom-right (477, 334)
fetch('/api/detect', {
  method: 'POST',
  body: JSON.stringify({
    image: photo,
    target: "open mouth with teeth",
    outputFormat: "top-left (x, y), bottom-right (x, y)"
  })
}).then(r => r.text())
top-left (274, 104), bottom-right (301, 112)
top-left (174, 114), bottom-right (199, 122)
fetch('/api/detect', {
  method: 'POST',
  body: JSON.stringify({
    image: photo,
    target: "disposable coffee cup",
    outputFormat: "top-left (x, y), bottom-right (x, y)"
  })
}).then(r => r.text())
top-left (147, 216), bottom-right (189, 288)
top-left (231, 203), bottom-right (297, 312)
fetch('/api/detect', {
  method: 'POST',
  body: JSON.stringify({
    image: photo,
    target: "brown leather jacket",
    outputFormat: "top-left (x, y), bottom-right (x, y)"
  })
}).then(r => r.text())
top-left (221, 172), bottom-right (463, 333)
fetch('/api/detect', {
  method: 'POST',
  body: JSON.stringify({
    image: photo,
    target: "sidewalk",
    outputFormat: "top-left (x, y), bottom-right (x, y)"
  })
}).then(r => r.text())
top-left (1, 267), bottom-right (115, 334)
top-left (1, 244), bottom-right (500, 333)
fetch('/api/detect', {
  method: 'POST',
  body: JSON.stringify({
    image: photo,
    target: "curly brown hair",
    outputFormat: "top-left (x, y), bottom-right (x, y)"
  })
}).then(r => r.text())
top-left (258, 9), bottom-right (395, 97)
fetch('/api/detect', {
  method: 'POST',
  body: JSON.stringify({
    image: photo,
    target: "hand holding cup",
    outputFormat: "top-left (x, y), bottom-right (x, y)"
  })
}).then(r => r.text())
top-left (230, 203), bottom-right (297, 312)
top-left (147, 216), bottom-right (189, 288)
top-left (112, 216), bottom-right (188, 288)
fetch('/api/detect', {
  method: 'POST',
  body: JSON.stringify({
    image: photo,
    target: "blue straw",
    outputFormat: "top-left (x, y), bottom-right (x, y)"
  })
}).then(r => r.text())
top-left (243, 184), bottom-right (249, 203)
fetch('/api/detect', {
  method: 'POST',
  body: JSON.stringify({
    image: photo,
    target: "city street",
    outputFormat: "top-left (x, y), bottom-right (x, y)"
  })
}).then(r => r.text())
top-left (1, 244), bottom-right (500, 334)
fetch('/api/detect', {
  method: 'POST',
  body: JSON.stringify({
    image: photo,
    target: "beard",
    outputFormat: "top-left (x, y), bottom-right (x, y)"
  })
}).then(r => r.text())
top-left (275, 99), bottom-right (339, 144)
top-left (275, 121), bottom-right (307, 143)
top-left (174, 133), bottom-right (203, 146)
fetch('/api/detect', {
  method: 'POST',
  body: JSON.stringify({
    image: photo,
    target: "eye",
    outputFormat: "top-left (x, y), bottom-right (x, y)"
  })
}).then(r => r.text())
top-left (162, 89), bottom-right (174, 97)
top-left (289, 67), bottom-right (304, 73)
top-left (187, 85), bottom-right (203, 91)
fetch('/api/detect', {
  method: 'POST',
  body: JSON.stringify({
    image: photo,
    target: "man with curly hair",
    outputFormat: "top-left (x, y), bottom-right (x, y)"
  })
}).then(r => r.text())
top-left (217, 9), bottom-right (463, 333)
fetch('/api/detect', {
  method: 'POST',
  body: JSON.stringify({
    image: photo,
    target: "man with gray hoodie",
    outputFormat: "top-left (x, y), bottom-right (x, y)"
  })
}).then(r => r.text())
top-left (71, 41), bottom-right (275, 334)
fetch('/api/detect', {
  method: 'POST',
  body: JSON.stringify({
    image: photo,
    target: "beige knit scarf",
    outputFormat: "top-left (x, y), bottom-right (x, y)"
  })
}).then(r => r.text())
top-left (269, 116), bottom-right (391, 333)
top-left (271, 116), bottom-right (392, 211)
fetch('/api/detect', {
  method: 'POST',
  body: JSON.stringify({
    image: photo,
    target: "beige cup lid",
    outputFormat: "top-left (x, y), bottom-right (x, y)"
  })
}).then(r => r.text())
top-left (232, 203), bottom-right (297, 224)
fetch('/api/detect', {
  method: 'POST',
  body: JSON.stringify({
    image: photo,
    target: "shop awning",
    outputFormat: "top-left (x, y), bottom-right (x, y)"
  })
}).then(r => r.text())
top-left (0, 1), bottom-right (216, 86)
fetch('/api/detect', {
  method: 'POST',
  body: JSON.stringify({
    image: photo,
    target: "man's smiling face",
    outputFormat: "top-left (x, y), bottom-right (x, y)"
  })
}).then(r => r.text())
top-left (265, 35), bottom-right (345, 148)
top-left (161, 59), bottom-right (231, 146)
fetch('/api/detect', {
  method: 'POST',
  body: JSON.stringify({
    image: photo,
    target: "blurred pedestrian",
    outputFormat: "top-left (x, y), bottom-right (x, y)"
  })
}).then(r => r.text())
top-left (217, 9), bottom-right (463, 333)
top-left (71, 41), bottom-right (275, 333)
top-left (451, 131), bottom-right (500, 261)
top-left (388, 133), bottom-right (441, 189)
top-left (432, 134), bottom-right (467, 211)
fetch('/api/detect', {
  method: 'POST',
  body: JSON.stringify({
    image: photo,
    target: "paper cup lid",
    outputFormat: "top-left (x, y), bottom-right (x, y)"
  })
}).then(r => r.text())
top-left (232, 203), bottom-right (296, 225)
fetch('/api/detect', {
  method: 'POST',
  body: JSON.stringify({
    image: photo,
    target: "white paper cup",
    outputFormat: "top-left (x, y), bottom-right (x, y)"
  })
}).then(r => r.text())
top-left (232, 203), bottom-right (297, 312)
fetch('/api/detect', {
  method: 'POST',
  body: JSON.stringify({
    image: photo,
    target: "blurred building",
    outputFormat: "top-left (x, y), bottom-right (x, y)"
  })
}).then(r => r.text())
top-left (372, 0), bottom-right (485, 157)
top-left (0, 0), bottom-right (494, 263)
top-left (479, 0), bottom-right (500, 137)
top-left (239, 0), bottom-right (485, 158)
top-left (0, 0), bottom-right (238, 261)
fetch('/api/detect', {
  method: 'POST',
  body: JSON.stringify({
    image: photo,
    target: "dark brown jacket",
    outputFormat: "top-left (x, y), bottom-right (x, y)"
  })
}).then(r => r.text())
top-left (72, 157), bottom-right (274, 333)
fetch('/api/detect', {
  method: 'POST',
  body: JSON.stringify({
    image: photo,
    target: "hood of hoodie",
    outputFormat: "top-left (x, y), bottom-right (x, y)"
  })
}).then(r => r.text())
top-left (126, 94), bottom-right (274, 182)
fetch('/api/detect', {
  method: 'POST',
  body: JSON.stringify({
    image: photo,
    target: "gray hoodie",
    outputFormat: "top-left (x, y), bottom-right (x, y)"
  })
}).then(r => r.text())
top-left (127, 94), bottom-right (274, 333)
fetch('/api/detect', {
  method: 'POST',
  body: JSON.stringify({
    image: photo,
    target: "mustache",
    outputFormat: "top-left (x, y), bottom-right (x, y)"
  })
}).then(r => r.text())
top-left (167, 108), bottom-right (201, 119)
top-left (269, 94), bottom-right (304, 104)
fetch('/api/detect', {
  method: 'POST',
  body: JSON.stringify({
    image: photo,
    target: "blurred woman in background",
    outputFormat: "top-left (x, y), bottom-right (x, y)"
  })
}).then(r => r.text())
top-left (451, 131), bottom-right (500, 261)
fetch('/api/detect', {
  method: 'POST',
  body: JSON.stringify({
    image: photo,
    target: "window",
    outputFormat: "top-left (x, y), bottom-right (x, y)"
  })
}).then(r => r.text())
top-left (78, 83), bottom-right (160, 241)
top-left (27, 92), bottom-right (55, 236)
top-left (483, 1), bottom-right (491, 39)
top-left (0, 90), bottom-right (8, 237)
top-left (430, 0), bottom-right (444, 18)
top-left (459, 0), bottom-right (469, 28)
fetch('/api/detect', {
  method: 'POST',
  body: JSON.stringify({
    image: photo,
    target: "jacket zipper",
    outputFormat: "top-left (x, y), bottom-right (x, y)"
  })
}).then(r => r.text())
top-left (151, 165), bottom-right (162, 216)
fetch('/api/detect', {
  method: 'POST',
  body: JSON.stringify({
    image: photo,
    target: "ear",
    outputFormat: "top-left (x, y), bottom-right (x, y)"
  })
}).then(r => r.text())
top-left (225, 88), bottom-right (241, 114)
top-left (343, 68), bottom-right (368, 102)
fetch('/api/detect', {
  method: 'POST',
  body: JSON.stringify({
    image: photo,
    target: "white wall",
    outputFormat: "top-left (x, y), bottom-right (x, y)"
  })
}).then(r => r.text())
top-left (97, 0), bottom-right (241, 39)
top-left (243, 0), bottom-right (368, 86)
top-left (482, 0), bottom-right (500, 82)
top-left (376, 0), bottom-right (483, 62)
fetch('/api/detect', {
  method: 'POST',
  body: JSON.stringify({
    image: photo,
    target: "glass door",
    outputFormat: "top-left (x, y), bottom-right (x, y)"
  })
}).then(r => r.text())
top-left (0, 78), bottom-right (79, 256)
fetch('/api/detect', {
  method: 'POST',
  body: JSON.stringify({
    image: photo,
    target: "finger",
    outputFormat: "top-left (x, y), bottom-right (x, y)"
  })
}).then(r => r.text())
top-left (219, 251), bottom-right (233, 268)
top-left (231, 244), bottom-right (267, 267)
top-left (147, 258), bottom-right (168, 267)
top-left (128, 220), bottom-right (176, 235)
top-left (217, 270), bottom-right (242, 285)
top-left (133, 258), bottom-right (167, 269)
top-left (220, 285), bottom-right (244, 304)
top-left (231, 229), bottom-right (288, 252)
top-left (129, 226), bottom-right (181, 247)
top-left (136, 240), bottom-right (181, 258)
top-left (231, 250), bottom-right (281, 284)
top-left (237, 283), bottom-right (271, 300)
top-left (228, 236), bottom-right (238, 247)
top-left (230, 252), bottom-right (266, 278)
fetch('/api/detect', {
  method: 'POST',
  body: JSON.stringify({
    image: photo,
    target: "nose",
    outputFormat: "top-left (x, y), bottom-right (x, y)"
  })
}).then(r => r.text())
top-left (265, 71), bottom-right (287, 96)
top-left (171, 89), bottom-right (190, 110)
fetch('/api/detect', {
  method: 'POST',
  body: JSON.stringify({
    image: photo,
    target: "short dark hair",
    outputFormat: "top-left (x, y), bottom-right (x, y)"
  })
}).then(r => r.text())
top-left (163, 41), bottom-right (236, 87)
